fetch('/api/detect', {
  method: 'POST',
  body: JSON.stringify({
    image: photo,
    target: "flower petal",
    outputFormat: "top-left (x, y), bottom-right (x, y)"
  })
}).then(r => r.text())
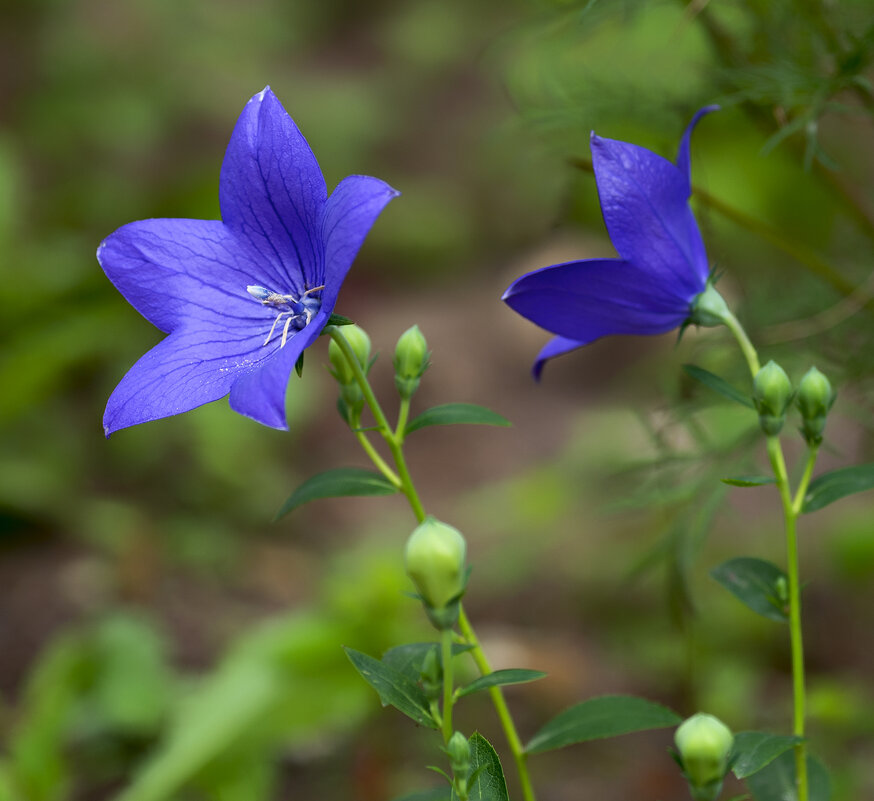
top-left (675, 105), bottom-right (719, 197)
top-left (219, 87), bottom-right (327, 295)
top-left (532, 336), bottom-right (586, 381)
top-left (228, 309), bottom-right (329, 429)
top-left (590, 131), bottom-right (709, 292)
top-left (98, 218), bottom-right (267, 334)
top-left (503, 257), bottom-right (693, 343)
top-left (320, 175), bottom-right (400, 309)
top-left (103, 322), bottom-right (272, 436)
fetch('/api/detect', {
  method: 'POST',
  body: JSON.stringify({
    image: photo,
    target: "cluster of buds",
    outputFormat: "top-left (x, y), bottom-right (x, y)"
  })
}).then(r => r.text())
top-left (674, 713), bottom-right (734, 801)
top-left (752, 361), bottom-right (835, 444)
top-left (404, 517), bottom-right (468, 629)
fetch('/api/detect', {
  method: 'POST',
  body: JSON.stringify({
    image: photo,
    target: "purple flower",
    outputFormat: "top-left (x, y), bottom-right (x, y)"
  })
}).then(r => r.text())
top-left (99, 87), bottom-right (398, 435)
top-left (502, 106), bottom-right (718, 378)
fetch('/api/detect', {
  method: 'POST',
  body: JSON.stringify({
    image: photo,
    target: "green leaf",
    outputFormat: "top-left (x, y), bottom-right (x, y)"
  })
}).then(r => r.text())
top-left (683, 364), bottom-right (755, 409)
top-left (344, 648), bottom-right (437, 729)
top-left (746, 750), bottom-right (830, 801)
top-left (382, 642), bottom-right (472, 682)
top-left (710, 557), bottom-right (788, 623)
top-left (525, 695), bottom-right (681, 754)
top-left (802, 463), bottom-right (874, 513)
top-left (731, 731), bottom-right (804, 779)
top-left (456, 669), bottom-right (547, 698)
top-left (406, 403), bottom-right (511, 435)
top-left (276, 468), bottom-right (397, 519)
top-left (721, 476), bottom-right (776, 487)
top-left (455, 733), bottom-right (509, 801)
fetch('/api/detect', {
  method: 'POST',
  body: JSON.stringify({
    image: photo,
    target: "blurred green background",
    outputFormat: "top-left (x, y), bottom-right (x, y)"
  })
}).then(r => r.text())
top-left (1, 1), bottom-right (874, 799)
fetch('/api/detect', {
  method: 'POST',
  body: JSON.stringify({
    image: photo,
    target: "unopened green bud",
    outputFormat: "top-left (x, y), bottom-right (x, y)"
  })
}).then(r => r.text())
top-left (447, 730), bottom-right (471, 798)
top-left (675, 713), bottom-right (733, 801)
top-left (795, 367), bottom-right (835, 445)
top-left (328, 325), bottom-right (371, 385)
top-left (393, 325), bottom-right (430, 399)
top-left (689, 284), bottom-right (731, 328)
top-left (420, 646), bottom-right (442, 700)
top-left (753, 360), bottom-right (794, 436)
top-left (405, 517), bottom-right (466, 616)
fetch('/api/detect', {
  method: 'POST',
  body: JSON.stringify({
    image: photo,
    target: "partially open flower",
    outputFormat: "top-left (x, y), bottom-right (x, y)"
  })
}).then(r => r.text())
top-left (503, 107), bottom-right (719, 378)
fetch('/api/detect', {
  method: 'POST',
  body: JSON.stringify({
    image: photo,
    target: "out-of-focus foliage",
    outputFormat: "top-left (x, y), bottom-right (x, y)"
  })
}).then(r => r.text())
top-left (1, 0), bottom-right (873, 800)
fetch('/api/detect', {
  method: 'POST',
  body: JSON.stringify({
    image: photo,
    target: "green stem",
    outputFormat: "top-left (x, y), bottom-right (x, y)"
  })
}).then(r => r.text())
top-left (458, 607), bottom-right (537, 801)
top-left (721, 309), bottom-right (761, 378)
top-left (352, 417), bottom-right (402, 487)
top-left (793, 446), bottom-right (819, 516)
top-left (396, 396), bottom-right (411, 442)
top-left (766, 438), bottom-right (808, 801)
top-left (329, 325), bottom-right (534, 798)
top-left (441, 628), bottom-right (455, 744)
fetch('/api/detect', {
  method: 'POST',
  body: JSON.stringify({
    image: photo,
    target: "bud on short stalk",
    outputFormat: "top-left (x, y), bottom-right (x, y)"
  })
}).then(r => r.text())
top-left (753, 360), bottom-right (794, 436)
top-left (795, 366), bottom-right (835, 445)
top-left (394, 325), bottom-right (430, 399)
top-left (674, 713), bottom-right (734, 801)
top-left (447, 731), bottom-right (471, 798)
top-left (328, 325), bottom-right (372, 386)
top-left (404, 517), bottom-right (467, 629)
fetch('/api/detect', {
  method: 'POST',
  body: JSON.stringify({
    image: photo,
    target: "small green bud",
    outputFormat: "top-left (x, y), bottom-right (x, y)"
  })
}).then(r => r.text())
top-left (393, 325), bottom-right (430, 399)
top-left (753, 360), bottom-right (794, 436)
top-left (405, 517), bottom-right (467, 615)
top-left (447, 731), bottom-right (471, 775)
top-left (795, 366), bottom-right (835, 445)
top-left (328, 325), bottom-right (371, 385)
top-left (675, 713), bottom-right (734, 801)
top-left (689, 284), bottom-right (730, 328)
top-left (419, 646), bottom-right (442, 700)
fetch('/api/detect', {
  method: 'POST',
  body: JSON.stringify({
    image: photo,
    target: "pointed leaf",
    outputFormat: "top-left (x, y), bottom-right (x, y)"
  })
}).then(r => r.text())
top-left (746, 750), bottom-right (830, 801)
top-left (731, 731), bottom-right (804, 779)
top-left (802, 463), bottom-right (874, 513)
top-left (683, 364), bottom-right (755, 408)
top-left (406, 403), bottom-right (511, 435)
top-left (324, 313), bottom-right (354, 327)
top-left (710, 557), bottom-right (788, 623)
top-left (456, 669), bottom-right (547, 698)
top-left (344, 648), bottom-right (436, 729)
top-left (526, 695), bottom-right (681, 754)
top-left (276, 468), bottom-right (397, 519)
top-left (721, 476), bottom-right (776, 487)
top-left (453, 734), bottom-right (509, 801)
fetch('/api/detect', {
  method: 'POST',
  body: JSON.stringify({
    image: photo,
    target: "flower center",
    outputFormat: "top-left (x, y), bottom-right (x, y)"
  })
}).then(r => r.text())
top-left (246, 284), bottom-right (324, 348)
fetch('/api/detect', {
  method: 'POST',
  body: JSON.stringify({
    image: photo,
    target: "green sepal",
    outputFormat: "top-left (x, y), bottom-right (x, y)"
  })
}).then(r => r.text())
top-left (323, 313), bottom-right (355, 327)
top-left (343, 647), bottom-right (438, 729)
top-left (746, 749), bottom-right (830, 801)
top-left (275, 468), bottom-right (398, 519)
top-left (406, 404), bottom-right (511, 436)
top-left (802, 463), bottom-right (874, 513)
top-left (525, 695), bottom-right (681, 754)
top-left (294, 352), bottom-right (304, 378)
top-left (721, 476), bottom-right (776, 487)
top-left (682, 364), bottom-right (755, 409)
top-left (710, 557), bottom-right (789, 623)
top-left (456, 669), bottom-right (547, 698)
top-left (730, 731), bottom-right (805, 779)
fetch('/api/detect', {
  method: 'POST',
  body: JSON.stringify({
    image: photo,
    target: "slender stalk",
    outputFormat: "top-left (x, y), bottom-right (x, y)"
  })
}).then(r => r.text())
top-left (441, 628), bottom-right (455, 743)
top-left (328, 325), bottom-right (535, 799)
top-left (458, 607), bottom-right (537, 801)
top-left (721, 309), bottom-right (761, 378)
top-left (766, 438), bottom-right (808, 801)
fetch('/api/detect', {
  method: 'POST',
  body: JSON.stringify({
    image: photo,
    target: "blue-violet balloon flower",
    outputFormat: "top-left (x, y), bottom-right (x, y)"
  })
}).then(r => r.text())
top-left (502, 106), bottom-right (720, 378)
top-left (99, 87), bottom-right (398, 435)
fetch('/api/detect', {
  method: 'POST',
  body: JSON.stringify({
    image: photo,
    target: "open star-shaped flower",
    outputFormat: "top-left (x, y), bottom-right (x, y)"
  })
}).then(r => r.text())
top-left (502, 106), bottom-right (718, 378)
top-left (99, 87), bottom-right (398, 435)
